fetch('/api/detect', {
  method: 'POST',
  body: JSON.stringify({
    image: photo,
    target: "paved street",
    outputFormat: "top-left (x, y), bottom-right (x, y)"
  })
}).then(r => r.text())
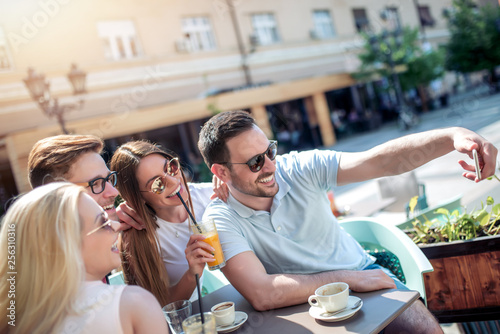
top-left (329, 90), bottom-right (500, 222)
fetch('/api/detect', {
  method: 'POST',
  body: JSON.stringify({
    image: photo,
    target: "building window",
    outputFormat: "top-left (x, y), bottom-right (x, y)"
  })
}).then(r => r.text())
top-left (417, 6), bottom-right (435, 27)
top-left (97, 20), bottom-right (142, 61)
top-left (251, 13), bottom-right (281, 45)
top-left (381, 7), bottom-right (402, 31)
top-left (352, 8), bottom-right (370, 33)
top-left (181, 17), bottom-right (217, 52)
top-left (312, 10), bottom-right (336, 39)
top-left (0, 27), bottom-right (12, 71)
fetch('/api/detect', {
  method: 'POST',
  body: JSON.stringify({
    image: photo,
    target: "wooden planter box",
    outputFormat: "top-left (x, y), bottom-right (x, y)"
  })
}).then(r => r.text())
top-left (419, 234), bottom-right (500, 323)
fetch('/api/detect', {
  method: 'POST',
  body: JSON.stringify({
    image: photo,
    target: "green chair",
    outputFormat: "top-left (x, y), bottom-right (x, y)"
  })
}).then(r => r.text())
top-left (339, 217), bottom-right (434, 304)
top-left (107, 270), bottom-right (125, 285)
top-left (107, 267), bottom-right (230, 297)
top-left (201, 267), bottom-right (230, 296)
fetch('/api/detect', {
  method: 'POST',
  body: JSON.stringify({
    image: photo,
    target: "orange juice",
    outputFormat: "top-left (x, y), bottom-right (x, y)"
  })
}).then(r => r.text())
top-left (190, 219), bottom-right (226, 270)
top-left (203, 232), bottom-right (225, 269)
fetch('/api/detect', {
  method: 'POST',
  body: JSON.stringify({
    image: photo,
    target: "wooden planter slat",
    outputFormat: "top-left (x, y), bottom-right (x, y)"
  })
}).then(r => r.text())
top-left (424, 258), bottom-right (453, 310)
top-left (419, 235), bottom-right (500, 322)
top-left (425, 251), bottom-right (500, 311)
top-left (457, 255), bottom-right (485, 308)
top-left (446, 256), bottom-right (469, 308)
top-left (477, 252), bottom-right (500, 307)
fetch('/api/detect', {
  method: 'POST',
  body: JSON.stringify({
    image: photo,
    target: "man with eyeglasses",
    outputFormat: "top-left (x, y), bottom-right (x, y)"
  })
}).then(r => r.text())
top-left (27, 134), bottom-right (140, 229)
top-left (198, 110), bottom-right (498, 334)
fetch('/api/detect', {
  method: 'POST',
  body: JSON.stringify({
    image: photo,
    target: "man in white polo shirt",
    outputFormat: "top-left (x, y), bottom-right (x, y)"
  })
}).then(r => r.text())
top-left (198, 110), bottom-right (498, 334)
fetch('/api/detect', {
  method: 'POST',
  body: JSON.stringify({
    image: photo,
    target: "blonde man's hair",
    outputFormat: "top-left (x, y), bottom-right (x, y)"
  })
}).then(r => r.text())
top-left (0, 183), bottom-right (85, 334)
top-left (28, 135), bottom-right (104, 188)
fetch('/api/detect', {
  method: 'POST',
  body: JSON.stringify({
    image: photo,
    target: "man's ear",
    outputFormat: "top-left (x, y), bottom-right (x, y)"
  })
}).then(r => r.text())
top-left (211, 164), bottom-right (230, 182)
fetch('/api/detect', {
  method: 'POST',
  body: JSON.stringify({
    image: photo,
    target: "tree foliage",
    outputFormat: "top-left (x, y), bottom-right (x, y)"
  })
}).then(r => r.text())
top-left (444, 0), bottom-right (500, 74)
top-left (399, 47), bottom-right (445, 92)
top-left (356, 26), bottom-right (445, 93)
top-left (357, 27), bottom-right (417, 79)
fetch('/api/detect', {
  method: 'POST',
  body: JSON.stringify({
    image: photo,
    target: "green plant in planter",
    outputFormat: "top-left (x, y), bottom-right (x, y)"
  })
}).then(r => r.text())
top-left (406, 196), bottom-right (500, 244)
top-left (406, 167), bottom-right (500, 244)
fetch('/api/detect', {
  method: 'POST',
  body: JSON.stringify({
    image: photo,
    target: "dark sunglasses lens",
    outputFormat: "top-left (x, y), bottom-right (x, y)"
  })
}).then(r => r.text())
top-left (248, 154), bottom-right (265, 172)
top-left (151, 178), bottom-right (165, 194)
top-left (247, 142), bottom-right (278, 173)
top-left (267, 143), bottom-right (277, 160)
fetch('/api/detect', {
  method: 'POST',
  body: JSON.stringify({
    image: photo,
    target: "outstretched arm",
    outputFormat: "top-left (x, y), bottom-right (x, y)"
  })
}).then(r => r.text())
top-left (221, 251), bottom-right (395, 311)
top-left (337, 127), bottom-right (497, 185)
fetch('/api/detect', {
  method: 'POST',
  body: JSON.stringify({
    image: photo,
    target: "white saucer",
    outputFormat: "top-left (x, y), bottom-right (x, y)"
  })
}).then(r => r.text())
top-left (309, 296), bottom-right (363, 322)
top-left (216, 311), bottom-right (248, 333)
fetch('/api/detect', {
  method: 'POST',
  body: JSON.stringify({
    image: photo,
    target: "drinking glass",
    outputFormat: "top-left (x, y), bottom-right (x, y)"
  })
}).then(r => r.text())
top-left (182, 312), bottom-right (217, 334)
top-left (163, 300), bottom-right (192, 334)
top-left (190, 219), bottom-right (225, 270)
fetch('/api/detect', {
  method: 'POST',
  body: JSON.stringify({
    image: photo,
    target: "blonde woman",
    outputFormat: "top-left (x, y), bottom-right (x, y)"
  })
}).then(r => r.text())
top-left (0, 183), bottom-right (168, 334)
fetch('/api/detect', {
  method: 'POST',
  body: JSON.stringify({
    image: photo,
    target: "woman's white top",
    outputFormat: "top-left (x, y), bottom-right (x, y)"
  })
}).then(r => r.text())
top-left (155, 183), bottom-right (213, 300)
top-left (59, 281), bottom-right (125, 334)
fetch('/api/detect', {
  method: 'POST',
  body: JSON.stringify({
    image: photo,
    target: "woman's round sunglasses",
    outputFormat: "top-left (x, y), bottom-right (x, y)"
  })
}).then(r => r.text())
top-left (140, 157), bottom-right (181, 195)
top-left (217, 140), bottom-right (278, 173)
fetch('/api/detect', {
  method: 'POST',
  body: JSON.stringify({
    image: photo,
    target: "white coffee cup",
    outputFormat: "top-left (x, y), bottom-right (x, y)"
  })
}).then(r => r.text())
top-left (210, 301), bottom-right (235, 327)
top-left (308, 282), bottom-right (349, 313)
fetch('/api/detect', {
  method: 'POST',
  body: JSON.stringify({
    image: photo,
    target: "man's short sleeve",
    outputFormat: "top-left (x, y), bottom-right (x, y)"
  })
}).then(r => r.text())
top-left (277, 149), bottom-right (341, 191)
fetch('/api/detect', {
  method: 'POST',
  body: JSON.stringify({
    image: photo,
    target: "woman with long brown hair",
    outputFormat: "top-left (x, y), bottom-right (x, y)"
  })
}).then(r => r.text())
top-left (110, 141), bottom-right (222, 307)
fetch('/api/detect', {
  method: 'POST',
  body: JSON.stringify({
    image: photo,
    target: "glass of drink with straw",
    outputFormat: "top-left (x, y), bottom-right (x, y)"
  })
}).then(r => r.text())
top-left (177, 194), bottom-right (225, 270)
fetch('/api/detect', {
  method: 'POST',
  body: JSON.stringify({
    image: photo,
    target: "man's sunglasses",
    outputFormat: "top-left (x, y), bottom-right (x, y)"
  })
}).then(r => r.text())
top-left (140, 158), bottom-right (180, 195)
top-left (218, 141), bottom-right (278, 173)
top-left (74, 171), bottom-right (118, 195)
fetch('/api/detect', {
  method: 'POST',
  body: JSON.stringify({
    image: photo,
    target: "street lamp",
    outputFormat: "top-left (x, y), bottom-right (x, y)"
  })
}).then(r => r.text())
top-left (23, 64), bottom-right (87, 134)
top-left (225, 0), bottom-right (253, 86)
top-left (412, 0), bottom-right (427, 43)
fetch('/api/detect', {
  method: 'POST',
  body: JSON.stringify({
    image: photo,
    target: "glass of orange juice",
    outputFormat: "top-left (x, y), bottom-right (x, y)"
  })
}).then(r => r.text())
top-left (190, 218), bottom-right (225, 270)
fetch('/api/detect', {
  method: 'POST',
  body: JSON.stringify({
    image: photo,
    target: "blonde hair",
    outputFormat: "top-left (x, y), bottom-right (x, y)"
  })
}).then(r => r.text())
top-left (28, 134), bottom-right (104, 188)
top-left (0, 183), bottom-right (86, 334)
top-left (110, 141), bottom-right (195, 306)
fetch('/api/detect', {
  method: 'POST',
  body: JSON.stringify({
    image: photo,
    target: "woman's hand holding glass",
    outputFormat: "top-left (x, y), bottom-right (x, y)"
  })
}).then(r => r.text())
top-left (185, 234), bottom-right (216, 277)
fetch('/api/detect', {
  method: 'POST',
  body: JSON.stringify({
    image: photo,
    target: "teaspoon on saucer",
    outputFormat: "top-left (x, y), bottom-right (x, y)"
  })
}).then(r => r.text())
top-left (320, 299), bottom-right (362, 317)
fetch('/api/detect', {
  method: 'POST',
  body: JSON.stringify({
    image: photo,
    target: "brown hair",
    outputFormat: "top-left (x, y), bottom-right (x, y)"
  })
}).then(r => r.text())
top-left (198, 110), bottom-right (256, 168)
top-left (28, 135), bottom-right (104, 188)
top-left (109, 140), bottom-right (195, 306)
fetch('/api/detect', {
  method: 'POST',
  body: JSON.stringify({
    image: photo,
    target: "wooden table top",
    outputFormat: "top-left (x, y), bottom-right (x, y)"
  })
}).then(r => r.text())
top-left (193, 284), bottom-right (419, 334)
